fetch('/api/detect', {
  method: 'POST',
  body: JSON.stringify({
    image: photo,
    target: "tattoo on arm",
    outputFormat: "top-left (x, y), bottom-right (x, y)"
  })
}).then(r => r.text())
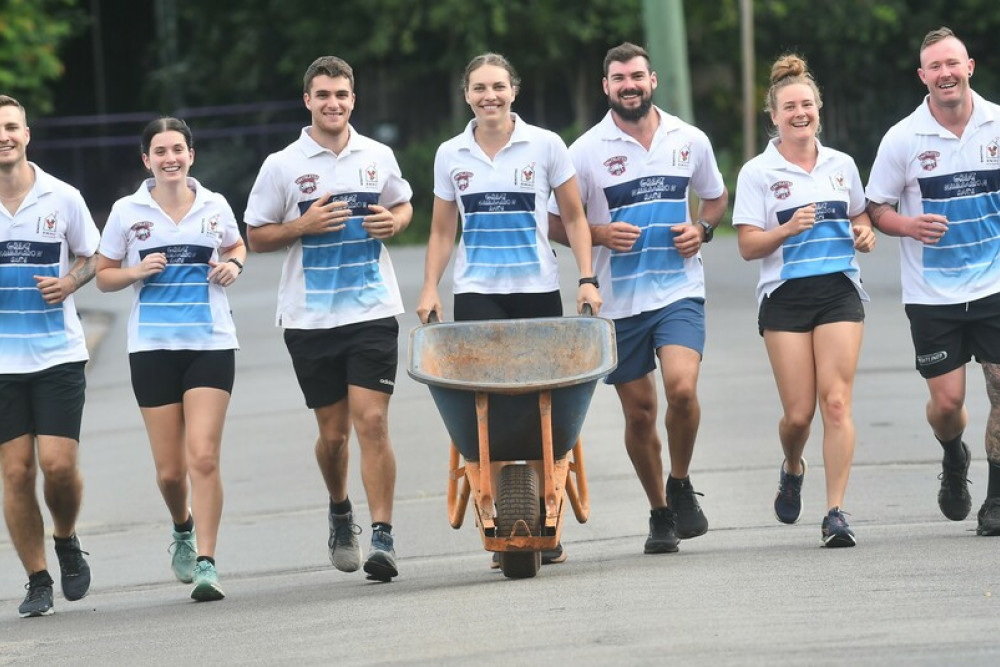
top-left (866, 202), bottom-right (892, 230)
top-left (983, 363), bottom-right (1000, 463)
top-left (68, 255), bottom-right (98, 289)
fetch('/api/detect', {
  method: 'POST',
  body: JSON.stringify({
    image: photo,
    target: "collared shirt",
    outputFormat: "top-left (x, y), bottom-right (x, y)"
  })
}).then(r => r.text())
top-left (0, 163), bottom-right (99, 373)
top-left (552, 107), bottom-right (725, 320)
top-left (867, 91), bottom-right (1000, 305)
top-left (245, 126), bottom-right (412, 329)
top-left (734, 138), bottom-right (868, 305)
top-left (433, 113), bottom-right (575, 295)
top-left (100, 178), bottom-right (241, 352)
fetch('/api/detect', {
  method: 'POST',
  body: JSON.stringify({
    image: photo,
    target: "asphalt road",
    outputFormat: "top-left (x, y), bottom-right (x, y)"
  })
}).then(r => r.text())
top-left (1, 236), bottom-right (998, 666)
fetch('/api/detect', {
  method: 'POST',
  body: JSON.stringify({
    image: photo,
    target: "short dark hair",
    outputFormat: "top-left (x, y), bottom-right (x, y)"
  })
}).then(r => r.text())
top-left (461, 53), bottom-right (521, 92)
top-left (603, 42), bottom-right (651, 77)
top-left (141, 117), bottom-right (194, 156)
top-left (303, 56), bottom-right (355, 95)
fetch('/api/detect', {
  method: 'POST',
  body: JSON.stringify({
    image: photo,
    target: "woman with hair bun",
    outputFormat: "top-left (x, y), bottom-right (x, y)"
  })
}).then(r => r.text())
top-left (732, 55), bottom-right (875, 547)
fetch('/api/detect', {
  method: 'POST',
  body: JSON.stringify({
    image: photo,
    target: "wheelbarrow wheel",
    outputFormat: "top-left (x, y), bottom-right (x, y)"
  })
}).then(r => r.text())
top-left (496, 464), bottom-right (541, 579)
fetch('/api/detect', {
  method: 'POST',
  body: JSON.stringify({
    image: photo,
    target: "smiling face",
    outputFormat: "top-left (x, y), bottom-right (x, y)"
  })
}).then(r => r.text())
top-left (771, 83), bottom-right (819, 143)
top-left (918, 36), bottom-right (974, 111)
top-left (604, 56), bottom-right (656, 122)
top-left (142, 130), bottom-right (193, 183)
top-left (305, 74), bottom-right (355, 139)
top-left (464, 64), bottom-right (516, 125)
top-left (0, 104), bottom-right (29, 171)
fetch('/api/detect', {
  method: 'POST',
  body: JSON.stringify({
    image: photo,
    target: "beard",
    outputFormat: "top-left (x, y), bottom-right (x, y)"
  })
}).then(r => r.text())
top-left (608, 91), bottom-right (653, 121)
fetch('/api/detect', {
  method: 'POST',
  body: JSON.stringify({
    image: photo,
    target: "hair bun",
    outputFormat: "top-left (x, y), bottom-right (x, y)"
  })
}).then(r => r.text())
top-left (770, 54), bottom-right (808, 85)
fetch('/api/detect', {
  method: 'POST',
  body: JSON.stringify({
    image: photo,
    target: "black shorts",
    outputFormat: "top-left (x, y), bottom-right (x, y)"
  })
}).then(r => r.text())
top-left (758, 272), bottom-right (864, 336)
top-left (0, 362), bottom-right (87, 444)
top-left (905, 291), bottom-right (1000, 379)
top-left (454, 291), bottom-right (562, 321)
top-left (129, 349), bottom-right (236, 408)
top-left (283, 317), bottom-right (399, 409)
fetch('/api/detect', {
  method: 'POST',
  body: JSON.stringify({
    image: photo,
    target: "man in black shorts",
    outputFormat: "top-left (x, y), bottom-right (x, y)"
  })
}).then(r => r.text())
top-left (0, 95), bottom-right (100, 616)
top-left (245, 57), bottom-right (413, 581)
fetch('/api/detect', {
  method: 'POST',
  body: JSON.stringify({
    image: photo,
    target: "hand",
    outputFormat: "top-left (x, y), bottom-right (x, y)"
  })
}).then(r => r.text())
top-left (596, 222), bottom-right (641, 252)
top-left (785, 203), bottom-right (817, 237)
top-left (135, 252), bottom-right (168, 281)
top-left (577, 283), bottom-right (602, 315)
top-left (34, 274), bottom-right (75, 305)
top-left (299, 194), bottom-right (350, 236)
top-left (362, 204), bottom-right (398, 240)
top-left (207, 259), bottom-right (241, 286)
top-left (416, 285), bottom-right (443, 324)
top-left (904, 213), bottom-right (949, 245)
top-left (671, 223), bottom-right (703, 258)
top-left (852, 225), bottom-right (876, 253)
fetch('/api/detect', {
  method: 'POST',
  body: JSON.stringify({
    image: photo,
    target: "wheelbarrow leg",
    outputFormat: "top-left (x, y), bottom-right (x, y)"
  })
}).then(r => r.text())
top-left (447, 443), bottom-right (470, 529)
top-left (565, 438), bottom-right (591, 523)
top-left (474, 392), bottom-right (494, 530)
top-left (538, 390), bottom-right (559, 528)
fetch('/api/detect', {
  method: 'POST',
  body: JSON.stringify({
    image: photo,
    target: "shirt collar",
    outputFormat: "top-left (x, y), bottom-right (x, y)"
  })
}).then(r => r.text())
top-left (297, 125), bottom-right (361, 157)
top-left (457, 112), bottom-right (530, 152)
top-left (912, 90), bottom-right (994, 136)
top-left (764, 136), bottom-right (835, 171)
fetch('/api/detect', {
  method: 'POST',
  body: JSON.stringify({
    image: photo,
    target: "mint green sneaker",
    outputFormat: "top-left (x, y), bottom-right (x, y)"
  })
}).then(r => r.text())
top-left (169, 528), bottom-right (198, 584)
top-left (190, 560), bottom-right (225, 602)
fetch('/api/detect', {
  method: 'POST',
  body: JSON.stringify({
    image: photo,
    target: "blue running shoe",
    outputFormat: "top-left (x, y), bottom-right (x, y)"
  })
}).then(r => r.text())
top-left (774, 459), bottom-right (806, 524)
top-left (821, 507), bottom-right (856, 548)
top-left (363, 528), bottom-right (398, 582)
top-left (169, 527), bottom-right (197, 584)
top-left (190, 560), bottom-right (225, 602)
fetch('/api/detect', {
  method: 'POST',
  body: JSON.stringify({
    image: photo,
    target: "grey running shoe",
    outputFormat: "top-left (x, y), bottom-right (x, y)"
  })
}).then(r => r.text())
top-left (976, 497), bottom-right (1000, 536)
top-left (328, 510), bottom-right (363, 573)
top-left (666, 476), bottom-right (709, 539)
top-left (190, 560), bottom-right (225, 602)
top-left (169, 528), bottom-right (198, 584)
top-left (774, 459), bottom-right (806, 525)
top-left (821, 507), bottom-right (857, 548)
top-left (644, 507), bottom-right (679, 554)
top-left (18, 575), bottom-right (54, 618)
top-left (363, 528), bottom-right (398, 582)
top-left (54, 534), bottom-right (91, 601)
top-left (938, 442), bottom-right (972, 521)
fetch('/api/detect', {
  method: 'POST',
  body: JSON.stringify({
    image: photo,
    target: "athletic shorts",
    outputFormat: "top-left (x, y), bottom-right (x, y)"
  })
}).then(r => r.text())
top-left (0, 361), bottom-right (87, 444)
top-left (905, 290), bottom-right (1000, 379)
top-left (129, 349), bottom-right (235, 408)
top-left (606, 298), bottom-right (705, 385)
top-left (283, 317), bottom-right (399, 409)
top-left (758, 272), bottom-right (864, 336)
top-left (454, 291), bottom-right (562, 321)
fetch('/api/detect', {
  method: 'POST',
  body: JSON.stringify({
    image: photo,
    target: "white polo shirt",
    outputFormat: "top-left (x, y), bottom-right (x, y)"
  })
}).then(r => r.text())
top-left (866, 91), bottom-right (1000, 305)
top-left (733, 138), bottom-right (869, 305)
top-left (100, 178), bottom-right (241, 353)
top-left (434, 113), bottom-right (575, 295)
top-left (551, 108), bottom-right (725, 320)
top-left (245, 126), bottom-right (412, 329)
top-left (0, 163), bottom-right (99, 374)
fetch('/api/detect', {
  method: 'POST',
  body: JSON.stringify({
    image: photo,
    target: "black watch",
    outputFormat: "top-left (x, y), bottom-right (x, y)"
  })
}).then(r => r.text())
top-left (579, 276), bottom-right (599, 289)
top-left (697, 219), bottom-right (714, 243)
top-left (227, 257), bottom-right (244, 274)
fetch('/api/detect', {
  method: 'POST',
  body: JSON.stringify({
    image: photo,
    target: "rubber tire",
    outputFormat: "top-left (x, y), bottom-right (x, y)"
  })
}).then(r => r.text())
top-left (496, 464), bottom-right (542, 579)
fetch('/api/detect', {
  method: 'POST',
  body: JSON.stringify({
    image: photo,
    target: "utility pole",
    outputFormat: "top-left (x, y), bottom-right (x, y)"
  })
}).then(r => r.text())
top-left (642, 0), bottom-right (693, 123)
top-left (741, 0), bottom-right (757, 161)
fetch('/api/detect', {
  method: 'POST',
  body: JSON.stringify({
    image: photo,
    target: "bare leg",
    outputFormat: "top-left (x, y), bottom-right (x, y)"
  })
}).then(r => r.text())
top-left (140, 403), bottom-right (190, 525)
top-left (347, 386), bottom-right (396, 525)
top-left (36, 435), bottom-right (83, 539)
top-left (656, 344), bottom-right (702, 480)
top-left (1, 435), bottom-right (46, 574)
top-left (763, 330), bottom-right (817, 476)
top-left (182, 387), bottom-right (230, 558)
top-left (615, 373), bottom-right (666, 508)
top-left (314, 399), bottom-right (351, 503)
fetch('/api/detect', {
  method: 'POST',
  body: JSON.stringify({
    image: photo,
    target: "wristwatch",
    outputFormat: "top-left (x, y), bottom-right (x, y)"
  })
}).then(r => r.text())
top-left (697, 219), bottom-right (714, 243)
top-left (579, 276), bottom-right (600, 288)
top-left (227, 257), bottom-right (244, 274)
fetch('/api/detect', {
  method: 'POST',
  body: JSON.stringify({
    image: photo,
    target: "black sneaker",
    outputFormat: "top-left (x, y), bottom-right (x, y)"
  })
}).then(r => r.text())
top-left (363, 528), bottom-right (398, 582)
top-left (938, 442), bottom-right (972, 521)
top-left (18, 574), bottom-right (54, 618)
top-left (977, 497), bottom-right (1000, 536)
top-left (54, 534), bottom-right (91, 601)
top-left (644, 507), bottom-right (679, 554)
top-left (542, 542), bottom-right (567, 565)
top-left (821, 507), bottom-right (856, 548)
top-left (666, 476), bottom-right (709, 539)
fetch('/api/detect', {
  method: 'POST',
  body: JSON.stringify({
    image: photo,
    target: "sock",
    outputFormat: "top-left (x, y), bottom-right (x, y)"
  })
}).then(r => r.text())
top-left (330, 497), bottom-right (352, 515)
top-left (29, 570), bottom-right (54, 587)
top-left (372, 522), bottom-right (392, 534)
top-left (988, 461), bottom-right (1000, 498)
top-left (937, 434), bottom-right (966, 466)
top-left (650, 506), bottom-right (672, 519)
top-left (196, 556), bottom-right (215, 566)
top-left (666, 475), bottom-right (689, 490)
top-left (174, 515), bottom-right (194, 534)
top-left (53, 534), bottom-right (76, 549)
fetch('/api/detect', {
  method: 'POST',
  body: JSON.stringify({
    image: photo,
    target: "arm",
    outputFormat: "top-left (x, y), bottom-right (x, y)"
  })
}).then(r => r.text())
top-left (246, 193), bottom-right (350, 253)
top-left (736, 203), bottom-right (817, 261)
top-left (552, 176), bottom-right (602, 315)
top-left (416, 197), bottom-right (459, 323)
top-left (851, 211), bottom-right (876, 253)
top-left (866, 200), bottom-right (948, 244)
top-left (34, 254), bottom-right (97, 305)
top-left (96, 252), bottom-right (168, 293)
top-left (672, 188), bottom-right (729, 259)
top-left (548, 212), bottom-right (640, 252)
top-left (206, 238), bottom-right (248, 287)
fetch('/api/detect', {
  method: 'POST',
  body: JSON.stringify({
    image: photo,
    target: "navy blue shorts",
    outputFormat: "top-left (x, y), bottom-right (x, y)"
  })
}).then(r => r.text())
top-left (607, 299), bottom-right (705, 385)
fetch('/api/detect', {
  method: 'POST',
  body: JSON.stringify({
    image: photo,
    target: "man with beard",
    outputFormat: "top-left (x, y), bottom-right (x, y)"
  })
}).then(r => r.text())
top-left (548, 42), bottom-right (728, 553)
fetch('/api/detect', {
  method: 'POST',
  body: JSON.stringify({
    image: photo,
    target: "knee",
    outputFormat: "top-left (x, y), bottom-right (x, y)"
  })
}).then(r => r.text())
top-left (664, 382), bottom-right (698, 413)
top-left (930, 391), bottom-right (964, 419)
top-left (1, 459), bottom-right (36, 492)
top-left (187, 450), bottom-right (219, 479)
top-left (156, 465), bottom-right (186, 489)
top-left (623, 401), bottom-right (657, 434)
top-left (37, 452), bottom-right (77, 486)
top-left (353, 408), bottom-right (390, 447)
top-left (782, 407), bottom-right (814, 434)
top-left (820, 392), bottom-right (851, 428)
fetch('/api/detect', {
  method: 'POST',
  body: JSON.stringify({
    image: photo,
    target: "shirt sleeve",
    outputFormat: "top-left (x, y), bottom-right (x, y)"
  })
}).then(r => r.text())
top-left (98, 203), bottom-right (127, 261)
top-left (732, 160), bottom-right (767, 229)
top-left (690, 131), bottom-right (726, 201)
top-left (865, 127), bottom-right (906, 207)
top-left (65, 190), bottom-right (100, 257)
top-left (244, 156), bottom-right (287, 227)
top-left (377, 148), bottom-right (413, 208)
top-left (432, 143), bottom-right (456, 202)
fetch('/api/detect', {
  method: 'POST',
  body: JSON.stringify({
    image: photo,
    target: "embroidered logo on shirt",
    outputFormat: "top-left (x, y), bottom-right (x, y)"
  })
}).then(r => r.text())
top-left (295, 174), bottom-right (319, 194)
top-left (918, 151), bottom-right (940, 171)
top-left (454, 171), bottom-right (473, 192)
top-left (829, 171), bottom-right (849, 192)
top-left (131, 220), bottom-right (154, 241)
top-left (37, 212), bottom-right (59, 237)
top-left (982, 139), bottom-right (1000, 165)
top-left (673, 143), bottom-right (692, 168)
top-left (202, 214), bottom-right (222, 238)
top-left (604, 156), bottom-right (628, 176)
top-left (770, 180), bottom-right (792, 200)
top-left (516, 162), bottom-right (535, 189)
top-left (361, 162), bottom-right (379, 188)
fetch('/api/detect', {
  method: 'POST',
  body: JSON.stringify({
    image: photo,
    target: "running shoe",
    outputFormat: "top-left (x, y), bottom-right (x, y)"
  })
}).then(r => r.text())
top-left (542, 542), bottom-right (567, 565)
top-left (169, 527), bottom-right (198, 584)
top-left (774, 459), bottom-right (806, 524)
top-left (644, 507), bottom-right (679, 554)
top-left (190, 560), bottom-right (225, 602)
top-left (666, 476), bottom-right (709, 539)
top-left (18, 575), bottom-right (54, 618)
top-left (821, 507), bottom-right (857, 548)
top-left (976, 497), bottom-right (1000, 536)
top-left (938, 442), bottom-right (972, 521)
top-left (328, 510), bottom-right (363, 572)
top-left (363, 528), bottom-right (398, 582)
top-left (54, 534), bottom-right (91, 601)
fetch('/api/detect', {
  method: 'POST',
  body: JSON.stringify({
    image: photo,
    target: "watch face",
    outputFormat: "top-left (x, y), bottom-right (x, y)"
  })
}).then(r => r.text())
top-left (700, 221), bottom-right (713, 241)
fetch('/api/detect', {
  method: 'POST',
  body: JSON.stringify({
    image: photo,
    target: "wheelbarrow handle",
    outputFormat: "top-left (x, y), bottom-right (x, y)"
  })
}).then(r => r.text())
top-left (427, 310), bottom-right (441, 324)
top-left (581, 302), bottom-right (594, 317)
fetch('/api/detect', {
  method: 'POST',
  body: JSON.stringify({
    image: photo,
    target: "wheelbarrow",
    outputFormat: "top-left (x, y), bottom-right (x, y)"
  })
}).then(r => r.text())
top-left (407, 313), bottom-right (617, 578)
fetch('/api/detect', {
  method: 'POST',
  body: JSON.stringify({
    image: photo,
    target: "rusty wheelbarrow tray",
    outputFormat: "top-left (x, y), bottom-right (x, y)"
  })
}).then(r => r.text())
top-left (407, 315), bottom-right (616, 578)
